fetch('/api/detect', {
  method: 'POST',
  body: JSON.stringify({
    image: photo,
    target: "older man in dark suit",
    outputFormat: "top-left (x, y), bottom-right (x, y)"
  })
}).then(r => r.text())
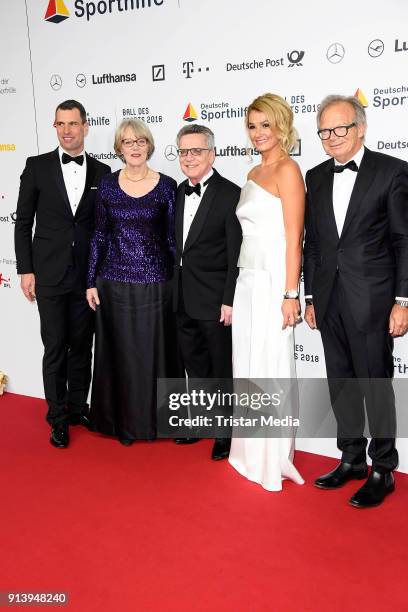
top-left (173, 124), bottom-right (242, 460)
top-left (304, 95), bottom-right (408, 507)
top-left (15, 100), bottom-right (110, 448)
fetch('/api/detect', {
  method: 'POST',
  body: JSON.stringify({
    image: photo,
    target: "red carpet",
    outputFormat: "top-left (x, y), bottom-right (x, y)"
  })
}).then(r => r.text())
top-left (1, 393), bottom-right (406, 611)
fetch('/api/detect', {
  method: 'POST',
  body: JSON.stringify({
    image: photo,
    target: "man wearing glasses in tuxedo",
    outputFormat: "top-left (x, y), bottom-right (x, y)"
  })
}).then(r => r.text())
top-left (304, 95), bottom-right (408, 507)
top-left (172, 124), bottom-right (242, 460)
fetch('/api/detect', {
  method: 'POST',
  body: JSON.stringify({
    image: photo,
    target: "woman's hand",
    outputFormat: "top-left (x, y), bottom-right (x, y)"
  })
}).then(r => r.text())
top-left (282, 298), bottom-right (301, 329)
top-left (86, 287), bottom-right (100, 311)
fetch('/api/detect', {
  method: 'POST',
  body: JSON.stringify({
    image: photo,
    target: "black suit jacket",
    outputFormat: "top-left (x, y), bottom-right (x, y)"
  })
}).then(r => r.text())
top-left (15, 149), bottom-right (111, 287)
top-left (303, 147), bottom-right (408, 332)
top-left (173, 168), bottom-right (242, 320)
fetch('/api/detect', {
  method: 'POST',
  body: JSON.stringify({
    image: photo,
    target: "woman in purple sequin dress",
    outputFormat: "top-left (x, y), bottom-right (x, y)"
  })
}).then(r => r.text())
top-left (86, 119), bottom-right (179, 443)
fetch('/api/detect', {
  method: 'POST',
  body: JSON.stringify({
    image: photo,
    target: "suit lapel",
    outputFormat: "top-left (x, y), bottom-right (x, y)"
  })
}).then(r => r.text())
top-left (340, 147), bottom-right (374, 238)
top-left (51, 148), bottom-right (72, 216)
top-left (183, 170), bottom-right (219, 253)
top-left (315, 159), bottom-right (339, 242)
top-left (175, 180), bottom-right (187, 252)
top-left (75, 153), bottom-right (97, 217)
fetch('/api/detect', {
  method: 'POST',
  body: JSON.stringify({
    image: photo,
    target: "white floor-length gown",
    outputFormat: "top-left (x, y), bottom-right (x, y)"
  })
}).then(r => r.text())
top-left (229, 180), bottom-right (305, 491)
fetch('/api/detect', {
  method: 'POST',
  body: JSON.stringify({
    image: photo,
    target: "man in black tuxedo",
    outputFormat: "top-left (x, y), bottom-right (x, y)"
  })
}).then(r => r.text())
top-left (304, 95), bottom-right (408, 507)
top-left (173, 124), bottom-right (242, 460)
top-left (15, 100), bottom-right (110, 448)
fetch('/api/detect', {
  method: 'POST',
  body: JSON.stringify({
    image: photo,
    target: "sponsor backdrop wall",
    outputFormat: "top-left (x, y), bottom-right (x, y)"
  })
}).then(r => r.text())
top-left (1, 0), bottom-right (408, 468)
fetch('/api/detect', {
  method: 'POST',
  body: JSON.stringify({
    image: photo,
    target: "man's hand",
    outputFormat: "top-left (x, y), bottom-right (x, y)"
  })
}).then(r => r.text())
top-left (304, 304), bottom-right (317, 330)
top-left (389, 304), bottom-right (408, 337)
top-left (20, 273), bottom-right (36, 302)
top-left (86, 287), bottom-right (100, 311)
top-left (220, 304), bottom-right (233, 326)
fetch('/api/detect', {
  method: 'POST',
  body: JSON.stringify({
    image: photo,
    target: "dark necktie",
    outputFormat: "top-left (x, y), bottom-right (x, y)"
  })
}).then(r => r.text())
top-left (62, 152), bottom-right (84, 166)
top-left (185, 182), bottom-right (201, 197)
top-left (184, 176), bottom-right (211, 197)
top-left (332, 160), bottom-right (358, 173)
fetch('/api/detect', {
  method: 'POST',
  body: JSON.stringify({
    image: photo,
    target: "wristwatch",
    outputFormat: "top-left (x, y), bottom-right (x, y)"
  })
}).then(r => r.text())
top-left (283, 289), bottom-right (299, 299)
top-left (395, 299), bottom-right (408, 308)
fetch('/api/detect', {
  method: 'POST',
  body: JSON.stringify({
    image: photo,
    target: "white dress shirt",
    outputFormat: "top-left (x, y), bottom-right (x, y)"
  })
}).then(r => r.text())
top-left (332, 146), bottom-right (364, 237)
top-left (181, 169), bottom-right (213, 264)
top-left (59, 146), bottom-right (87, 215)
top-left (304, 150), bottom-right (363, 301)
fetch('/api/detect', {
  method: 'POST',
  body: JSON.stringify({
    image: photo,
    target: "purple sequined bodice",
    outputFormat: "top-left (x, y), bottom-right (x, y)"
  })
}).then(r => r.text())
top-left (87, 171), bottom-right (176, 286)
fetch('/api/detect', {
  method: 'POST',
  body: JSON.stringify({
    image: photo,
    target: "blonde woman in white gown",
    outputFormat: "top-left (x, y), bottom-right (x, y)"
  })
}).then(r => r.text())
top-left (229, 93), bottom-right (305, 491)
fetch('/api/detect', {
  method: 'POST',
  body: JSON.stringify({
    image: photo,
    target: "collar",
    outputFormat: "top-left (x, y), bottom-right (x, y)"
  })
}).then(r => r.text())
top-left (334, 145), bottom-right (364, 168)
top-left (58, 146), bottom-right (86, 161)
top-left (187, 168), bottom-right (214, 188)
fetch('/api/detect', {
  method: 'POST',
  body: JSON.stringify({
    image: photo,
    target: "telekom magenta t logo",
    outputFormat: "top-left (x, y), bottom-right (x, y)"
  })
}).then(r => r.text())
top-left (44, 0), bottom-right (70, 23)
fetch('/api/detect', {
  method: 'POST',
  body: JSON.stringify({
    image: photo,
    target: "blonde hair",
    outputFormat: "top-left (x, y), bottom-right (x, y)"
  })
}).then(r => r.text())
top-left (114, 118), bottom-right (155, 161)
top-left (246, 93), bottom-right (297, 155)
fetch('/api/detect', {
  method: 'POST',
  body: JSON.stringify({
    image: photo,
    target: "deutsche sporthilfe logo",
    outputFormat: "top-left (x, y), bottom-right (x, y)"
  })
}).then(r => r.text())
top-left (354, 88), bottom-right (369, 107)
top-left (45, 0), bottom-right (70, 23)
top-left (183, 103), bottom-right (198, 122)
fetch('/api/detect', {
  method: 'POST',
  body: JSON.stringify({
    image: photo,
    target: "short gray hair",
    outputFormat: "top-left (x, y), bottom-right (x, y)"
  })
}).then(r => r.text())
top-left (176, 124), bottom-right (215, 149)
top-left (317, 95), bottom-right (367, 128)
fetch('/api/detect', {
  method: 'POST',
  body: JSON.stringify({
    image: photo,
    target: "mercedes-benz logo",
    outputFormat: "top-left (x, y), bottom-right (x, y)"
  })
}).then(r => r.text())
top-left (368, 39), bottom-right (384, 57)
top-left (165, 144), bottom-right (178, 161)
top-left (326, 43), bottom-right (345, 64)
top-left (50, 74), bottom-right (62, 91)
top-left (76, 73), bottom-right (87, 88)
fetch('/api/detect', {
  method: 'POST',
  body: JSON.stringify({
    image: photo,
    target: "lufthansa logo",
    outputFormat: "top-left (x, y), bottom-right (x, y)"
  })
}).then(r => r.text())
top-left (368, 39), bottom-right (384, 57)
top-left (76, 73), bottom-right (87, 88)
top-left (50, 74), bottom-right (62, 90)
top-left (326, 43), bottom-right (345, 64)
top-left (165, 145), bottom-right (178, 161)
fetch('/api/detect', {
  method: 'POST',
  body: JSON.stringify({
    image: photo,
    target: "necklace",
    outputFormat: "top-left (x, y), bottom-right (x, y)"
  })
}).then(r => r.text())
top-left (124, 167), bottom-right (149, 183)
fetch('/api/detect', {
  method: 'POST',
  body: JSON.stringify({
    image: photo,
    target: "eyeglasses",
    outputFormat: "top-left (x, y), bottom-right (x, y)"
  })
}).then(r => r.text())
top-left (317, 122), bottom-right (356, 140)
top-left (121, 138), bottom-right (148, 148)
top-left (177, 148), bottom-right (211, 157)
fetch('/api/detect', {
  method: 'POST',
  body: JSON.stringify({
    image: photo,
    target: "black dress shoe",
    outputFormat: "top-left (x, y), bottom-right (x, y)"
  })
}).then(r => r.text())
top-left (349, 471), bottom-right (395, 508)
top-left (314, 462), bottom-right (368, 489)
top-left (50, 424), bottom-right (69, 449)
top-left (69, 413), bottom-right (91, 429)
top-left (119, 439), bottom-right (135, 446)
top-left (211, 438), bottom-right (231, 461)
top-left (174, 438), bottom-right (201, 444)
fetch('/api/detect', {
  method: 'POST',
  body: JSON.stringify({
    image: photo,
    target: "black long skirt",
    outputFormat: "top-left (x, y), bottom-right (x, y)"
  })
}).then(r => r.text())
top-left (90, 277), bottom-right (180, 440)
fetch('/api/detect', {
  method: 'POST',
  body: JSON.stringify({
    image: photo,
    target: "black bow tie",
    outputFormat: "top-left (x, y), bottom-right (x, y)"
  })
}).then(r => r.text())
top-left (62, 152), bottom-right (84, 166)
top-left (185, 183), bottom-right (202, 197)
top-left (332, 160), bottom-right (358, 173)
top-left (185, 177), bottom-right (211, 197)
